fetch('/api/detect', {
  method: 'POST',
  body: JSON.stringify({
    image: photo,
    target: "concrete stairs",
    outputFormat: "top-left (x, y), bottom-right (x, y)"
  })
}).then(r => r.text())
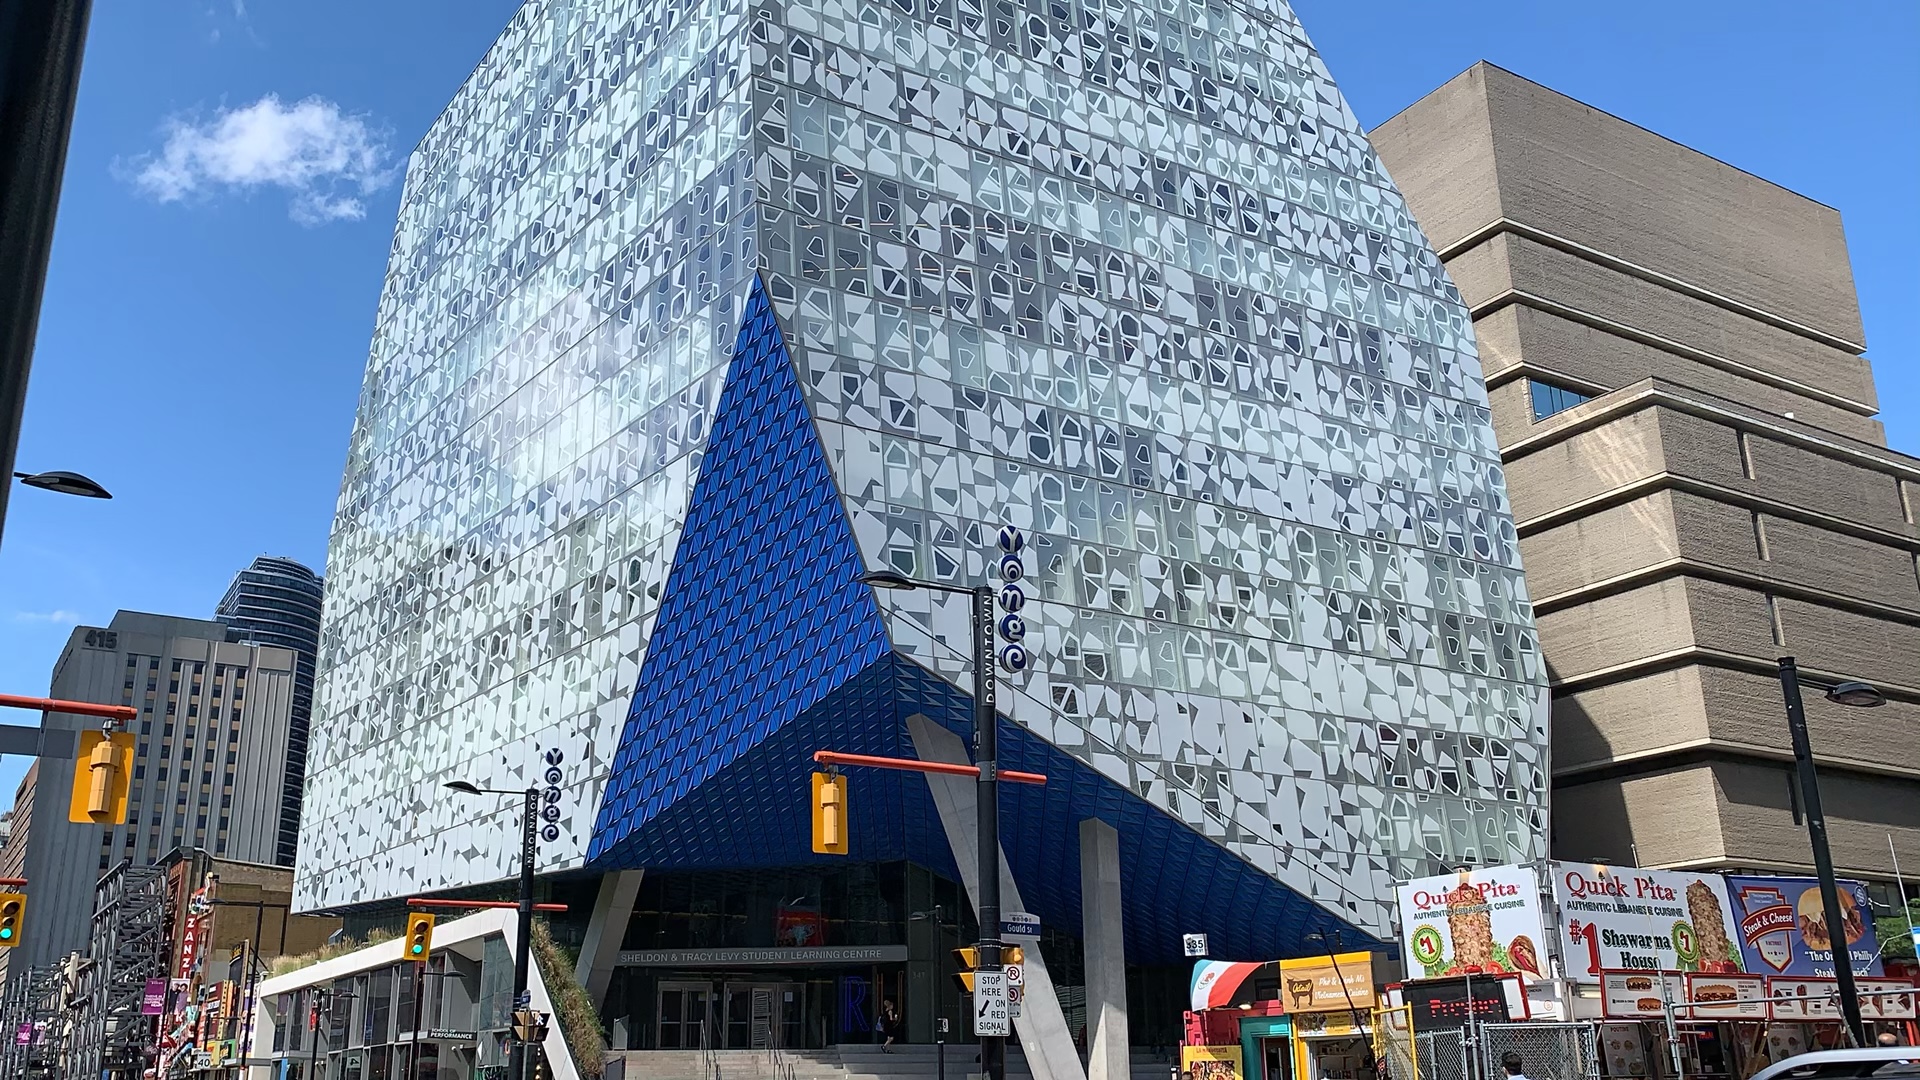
top-left (608, 1046), bottom-right (1176, 1080)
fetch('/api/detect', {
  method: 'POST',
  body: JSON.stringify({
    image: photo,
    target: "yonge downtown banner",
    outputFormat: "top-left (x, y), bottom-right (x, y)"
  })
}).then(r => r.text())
top-left (1724, 875), bottom-right (1883, 978)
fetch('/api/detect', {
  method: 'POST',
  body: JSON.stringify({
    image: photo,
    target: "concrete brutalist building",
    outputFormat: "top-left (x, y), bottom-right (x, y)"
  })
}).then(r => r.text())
top-left (1372, 63), bottom-right (1920, 886)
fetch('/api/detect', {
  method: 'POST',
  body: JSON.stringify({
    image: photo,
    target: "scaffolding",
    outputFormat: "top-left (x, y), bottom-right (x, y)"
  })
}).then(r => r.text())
top-left (0, 963), bottom-right (69, 1079)
top-left (63, 861), bottom-right (170, 1080)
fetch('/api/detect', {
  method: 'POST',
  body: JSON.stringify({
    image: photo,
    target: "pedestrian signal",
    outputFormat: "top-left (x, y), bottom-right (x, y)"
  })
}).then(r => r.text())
top-left (811, 772), bottom-right (848, 855)
top-left (405, 912), bottom-right (435, 960)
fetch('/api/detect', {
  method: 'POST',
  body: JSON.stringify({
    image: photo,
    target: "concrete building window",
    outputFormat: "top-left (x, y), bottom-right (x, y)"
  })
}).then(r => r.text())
top-left (1766, 593), bottom-right (1786, 645)
top-left (1901, 479), bottom-right (1916, 524)
top-left (1752, 513), bottom-right (1771, 560)
top-left (1738, 430), bottom-right (1758, 479)
top-left (1528, 379), bottom-right (1591, 421)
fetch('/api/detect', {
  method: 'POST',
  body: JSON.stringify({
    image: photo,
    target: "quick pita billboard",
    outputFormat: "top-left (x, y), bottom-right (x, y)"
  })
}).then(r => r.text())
top-left (1724, 875), bottom-right (1883, 979)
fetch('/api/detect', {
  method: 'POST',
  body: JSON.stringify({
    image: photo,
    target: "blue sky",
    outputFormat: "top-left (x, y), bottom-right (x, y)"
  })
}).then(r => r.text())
top-left (0, 0), bottom-right (1914, 802)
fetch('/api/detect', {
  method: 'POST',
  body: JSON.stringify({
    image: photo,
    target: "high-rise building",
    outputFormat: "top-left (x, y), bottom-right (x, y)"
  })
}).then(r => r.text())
top-left (294, 0), bottom-right (1546, 1057)
top-left (1373, 64), bottom-right (1920, 883)
top-left (216, 555), bottom-right (325, 865)
top-left (4, 612), bottom-right (296, 982)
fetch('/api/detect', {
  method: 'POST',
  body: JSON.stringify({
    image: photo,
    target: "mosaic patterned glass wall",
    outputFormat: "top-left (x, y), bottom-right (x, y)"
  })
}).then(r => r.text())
top-left (296, 0), bottom-right (1548, 932)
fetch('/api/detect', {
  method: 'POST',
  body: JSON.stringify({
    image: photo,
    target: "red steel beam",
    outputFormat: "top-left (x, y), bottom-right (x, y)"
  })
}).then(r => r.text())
top-left (0, 693), bottom-right (137, 722)
top-left (405, 898), bottom-right (568, 912)
top-left (0, 878), bottom-right (23, 887)
top-left (813, 750), bottom-right (1046, 785)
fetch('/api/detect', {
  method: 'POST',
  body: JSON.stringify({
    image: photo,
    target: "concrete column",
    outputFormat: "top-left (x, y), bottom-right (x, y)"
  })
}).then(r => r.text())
top-left (908, 713), bottom-right (1088, 1080)
top-left (1079, 818), bottom-right (1129, 1080)
top-left (575, 869), bottom-right (644, 1004)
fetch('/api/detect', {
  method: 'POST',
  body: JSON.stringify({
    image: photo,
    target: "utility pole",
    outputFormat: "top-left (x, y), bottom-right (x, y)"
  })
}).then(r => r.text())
top-left (970, 583), bottom-right (1004, 1080)
top-left (0, 0), bottom-right (94, 544)
top-left (509, 784), bottom-right (538, 1080)
top-left (1778, 659), bottom-right (1867, 1046)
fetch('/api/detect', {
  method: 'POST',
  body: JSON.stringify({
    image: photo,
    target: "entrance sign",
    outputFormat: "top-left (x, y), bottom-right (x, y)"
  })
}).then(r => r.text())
top-left (974, 970), bottom-right (1010, 1036)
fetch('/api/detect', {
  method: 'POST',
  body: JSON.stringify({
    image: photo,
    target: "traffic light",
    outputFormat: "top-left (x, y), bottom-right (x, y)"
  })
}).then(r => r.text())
top-left (0, 893), bottom-right (24, 947)
top-left (67, 731), bottom-right (134, 824)
top-left (811, 771), bottom-right (848, 855)
top-left (1003, 945), bottom-right (1024, 966)
top-left (404, 912), bottom-right (435, 961)
top-left (952, 946), bottom-right (980, 993)
top-left (512, 1008), bottom-right (549, 1044)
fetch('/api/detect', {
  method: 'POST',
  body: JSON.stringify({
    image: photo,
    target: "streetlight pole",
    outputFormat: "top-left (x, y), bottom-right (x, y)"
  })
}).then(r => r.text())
top-left (1776, 658), bottom-right (1885, 1048)
top-left (445, 780), bottom-right (542, 1080)
top-left (861, 571), bottom-right (1004, 1080)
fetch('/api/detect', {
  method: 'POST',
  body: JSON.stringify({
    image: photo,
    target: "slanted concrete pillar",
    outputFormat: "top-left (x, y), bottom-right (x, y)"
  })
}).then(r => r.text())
top-left (575, 869), bottom-right (644, 1004)
top-left (1079, 818), bottom-right (1129, 1080)
top-left (908, 714), bottom-right (1088, 1080)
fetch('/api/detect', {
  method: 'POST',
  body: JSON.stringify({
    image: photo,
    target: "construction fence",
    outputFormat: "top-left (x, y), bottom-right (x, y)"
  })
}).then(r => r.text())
top-left (1373, 1015), bottom-right (1599, 1080)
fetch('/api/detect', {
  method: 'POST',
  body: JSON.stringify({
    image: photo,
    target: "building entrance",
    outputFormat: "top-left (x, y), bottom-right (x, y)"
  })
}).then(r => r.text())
top-left (722, 982), bottom-right (803, 1049)
top-left (656, 981), bottom-right (714, 1050)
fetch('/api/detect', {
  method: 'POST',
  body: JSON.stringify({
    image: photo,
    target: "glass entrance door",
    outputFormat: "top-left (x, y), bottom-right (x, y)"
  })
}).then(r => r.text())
top-left (723, 983), bottom-right (803, 1049)
top-left (656, 982), bottom-right (713, 1050)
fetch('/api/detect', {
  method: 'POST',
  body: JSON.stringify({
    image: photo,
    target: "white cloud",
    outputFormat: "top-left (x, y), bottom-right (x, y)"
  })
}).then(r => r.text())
top-left (11, 610), bottom-right (83, 625)
top-left (128, 94), bottom-right (392, 224)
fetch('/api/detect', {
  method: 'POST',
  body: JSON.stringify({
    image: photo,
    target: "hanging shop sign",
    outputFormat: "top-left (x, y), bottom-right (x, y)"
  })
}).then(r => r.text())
top-left (1553, 863), bottom-right (1744, 977)
top-left (1683, 973), bottom-right (1768, 1019)
top-left (1723, 875), bottom-right (1883, 979)
top-left (1277, 952), bottom-right (1376, 1013)
top-left (1397, 864), bottom-right (1549, 980)
top-left (1599, 971), bottom-right (1689, 1019)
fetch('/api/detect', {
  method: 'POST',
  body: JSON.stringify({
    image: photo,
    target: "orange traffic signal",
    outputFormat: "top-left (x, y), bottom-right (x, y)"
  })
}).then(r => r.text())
top-left (405, 912), bottom-right (435, 961)
top-left (811, 772), bottom-right (848, 855)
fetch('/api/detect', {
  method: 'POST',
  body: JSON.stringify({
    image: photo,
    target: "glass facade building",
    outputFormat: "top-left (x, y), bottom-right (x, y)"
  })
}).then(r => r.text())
top-left (296, 0), bottom-right (1549, 1033)
top-left (218, 555), bottom-right (326, 865)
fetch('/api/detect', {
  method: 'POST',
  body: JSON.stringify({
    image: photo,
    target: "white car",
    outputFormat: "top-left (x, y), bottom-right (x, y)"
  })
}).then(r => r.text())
top-left (1749, 1049), bottom-right (1920, 1080)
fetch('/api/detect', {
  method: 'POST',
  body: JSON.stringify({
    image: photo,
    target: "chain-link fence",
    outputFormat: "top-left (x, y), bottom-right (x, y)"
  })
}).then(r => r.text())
top-left (1417, 1028), bottom-right (1473, 1080)
top-left (1478, 1022), bottom-right (1599, 1080)
top-left (1376, 1005), bottom-right (1418, 1080)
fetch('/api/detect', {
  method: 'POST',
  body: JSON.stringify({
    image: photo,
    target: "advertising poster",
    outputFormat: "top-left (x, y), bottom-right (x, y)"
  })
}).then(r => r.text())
top-left (1181, 1044), bottom-right (1245, 1080)
top-left (1600, 971), bottom-right (1689, 1019)
top-left (1277, 952), bottom-right (1377, 1012)
top-left (1684, 973), bottom-right (1768, 1019)
top-left (1857, 978), bottom-right (1917, 1021)
top-left (1723, 876), bottom-right (1883, 978)
top-left (1552, 863), bottom-right (1744, 977)
top-left (1768, 978), bottom-right (1844, 1021)
top-left (1397, 865), bottom-right (1549, 980)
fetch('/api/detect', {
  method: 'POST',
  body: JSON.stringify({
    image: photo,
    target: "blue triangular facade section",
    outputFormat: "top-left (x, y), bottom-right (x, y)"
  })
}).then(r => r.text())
top-left (586, 653), bottom-right (959, 882)
top-left (588, 278), bottom-right (892, 866)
